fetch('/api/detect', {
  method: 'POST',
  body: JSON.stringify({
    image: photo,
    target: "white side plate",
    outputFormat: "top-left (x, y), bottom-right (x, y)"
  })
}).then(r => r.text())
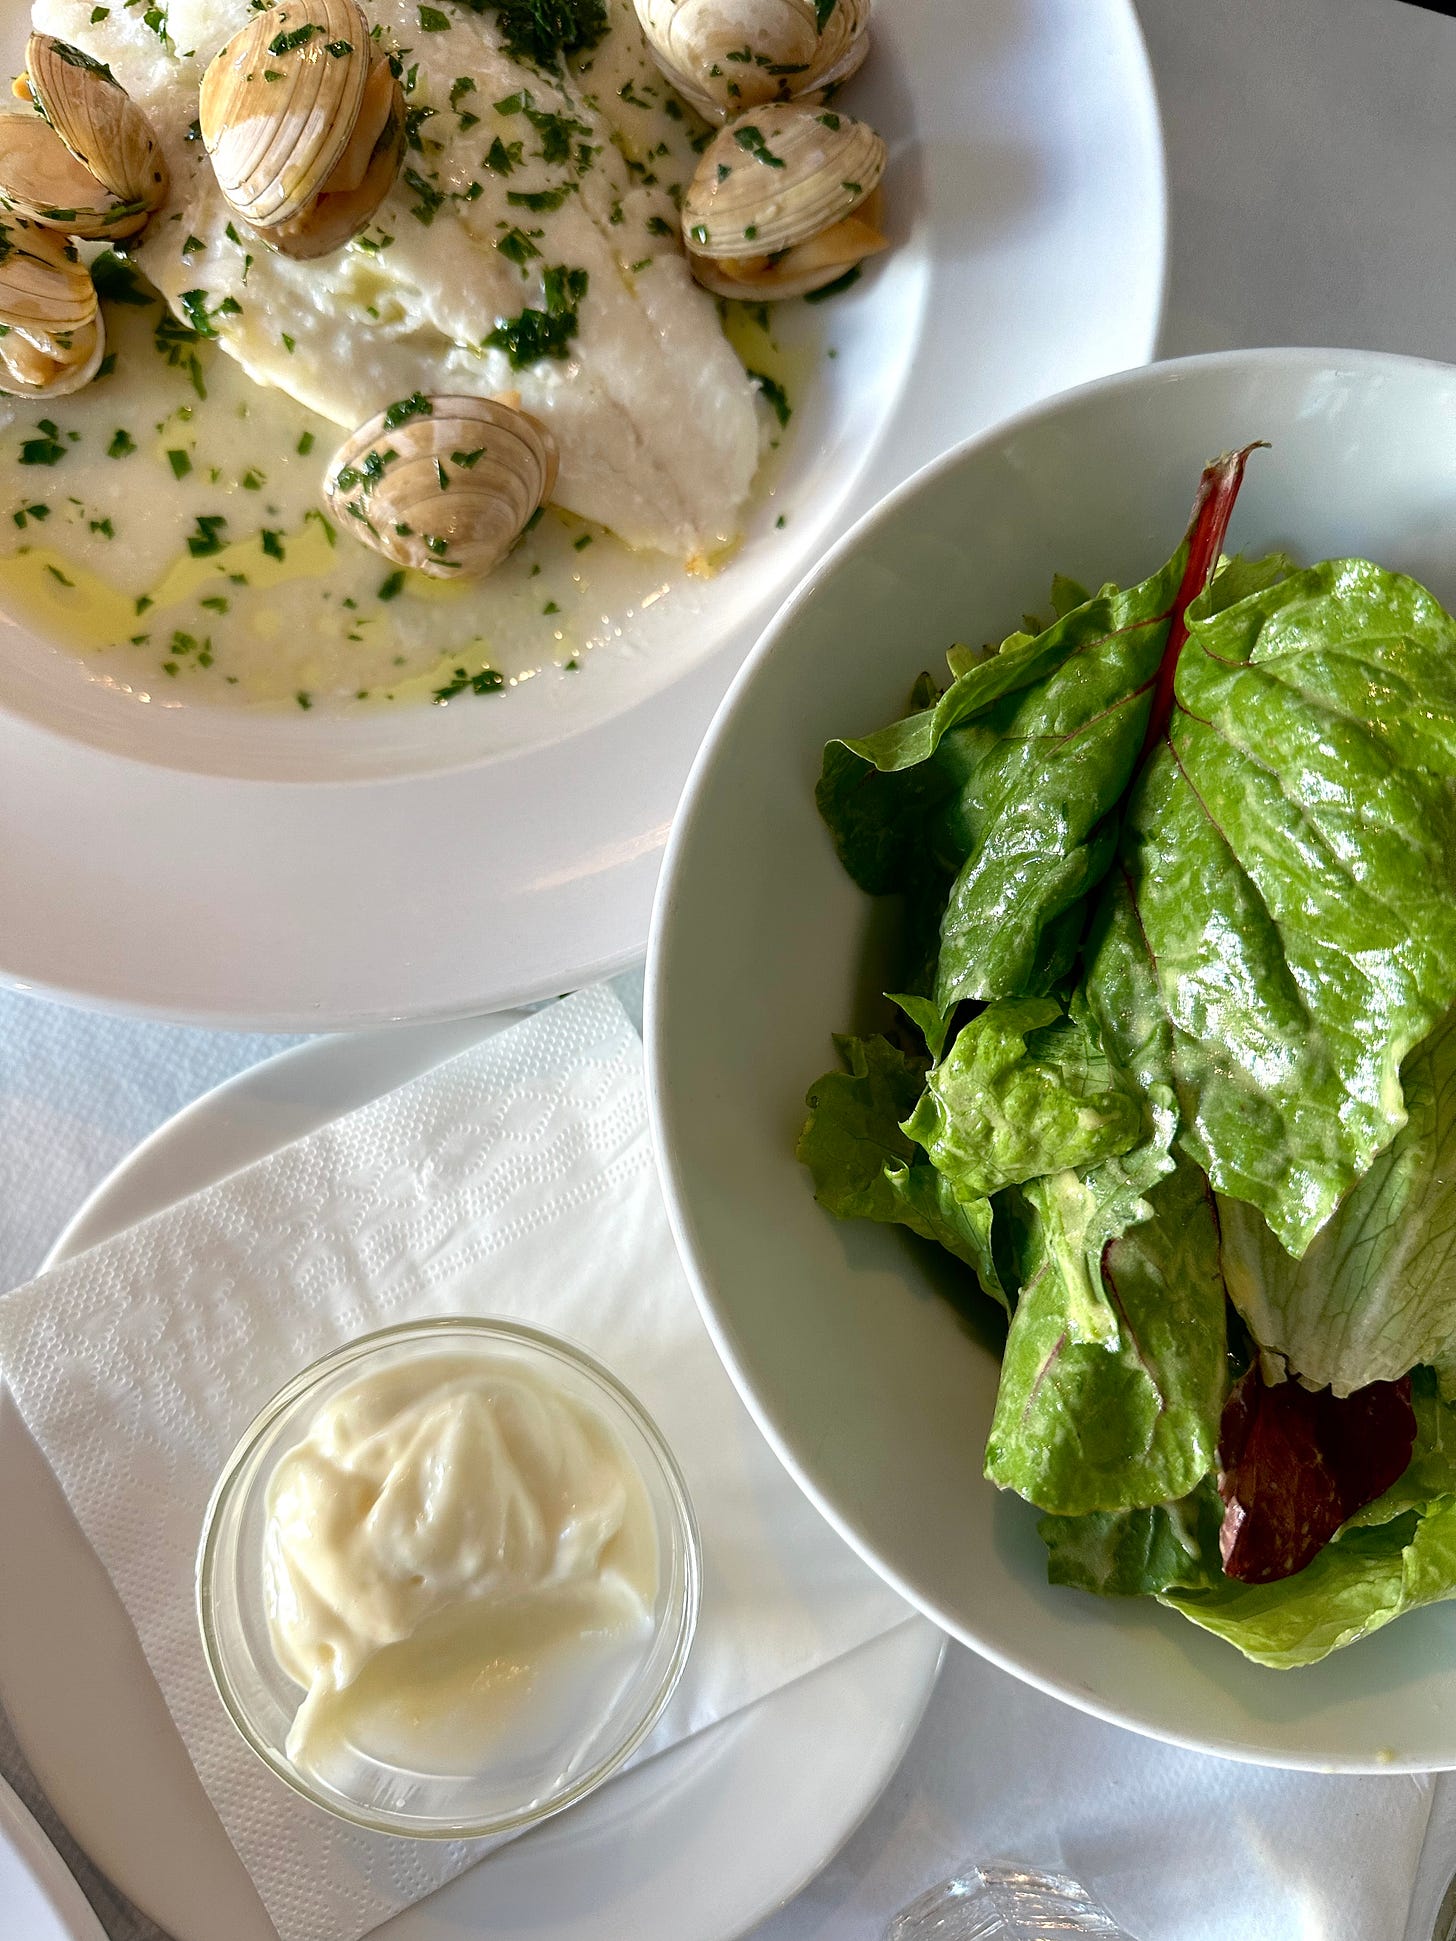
top-left (0, 1018), bottom-right (945, 1941)
top-left (0, 1775), bottom-right (107, 1941)
top-left (0, 0), bottom-right (1166, 1026)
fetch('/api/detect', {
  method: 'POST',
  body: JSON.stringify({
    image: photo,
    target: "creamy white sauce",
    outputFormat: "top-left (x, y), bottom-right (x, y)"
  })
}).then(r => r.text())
top-left (0, 283), bottom-right (799, 709)
top-left (263, 1348), bottom-right (658, 1780)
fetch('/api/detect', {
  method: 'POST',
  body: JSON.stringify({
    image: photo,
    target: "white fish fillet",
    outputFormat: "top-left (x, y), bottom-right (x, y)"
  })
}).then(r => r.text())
top-left (28, 0), bottom-right (763, 560)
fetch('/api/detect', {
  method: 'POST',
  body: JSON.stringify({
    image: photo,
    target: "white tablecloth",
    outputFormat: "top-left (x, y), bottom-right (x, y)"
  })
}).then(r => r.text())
top-left (5, 2), bottom-right (1456, 1935)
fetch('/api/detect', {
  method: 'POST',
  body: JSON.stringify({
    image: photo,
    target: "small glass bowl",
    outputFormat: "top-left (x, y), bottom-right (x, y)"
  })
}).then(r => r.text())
top-left (197, 1318), bottom-right (700, 1839)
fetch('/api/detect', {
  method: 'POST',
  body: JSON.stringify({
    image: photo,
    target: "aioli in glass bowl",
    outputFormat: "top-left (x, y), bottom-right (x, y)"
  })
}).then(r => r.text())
top-left (198, 1319), bottom-right (699, 1837)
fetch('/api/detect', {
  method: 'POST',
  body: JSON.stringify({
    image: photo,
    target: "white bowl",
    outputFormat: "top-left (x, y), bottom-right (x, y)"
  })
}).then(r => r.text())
top-left (647, 348), bottom-right (1456, 1773)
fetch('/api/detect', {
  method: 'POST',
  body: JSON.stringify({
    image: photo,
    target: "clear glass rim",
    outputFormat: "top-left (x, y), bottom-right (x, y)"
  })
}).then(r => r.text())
top-left (197, 1316), bottom-right (702, 1839)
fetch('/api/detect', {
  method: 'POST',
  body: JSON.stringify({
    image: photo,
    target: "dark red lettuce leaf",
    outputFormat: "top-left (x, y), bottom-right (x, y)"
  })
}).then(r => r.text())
top-left (1217, 1367), bottom-right (1416, 1583)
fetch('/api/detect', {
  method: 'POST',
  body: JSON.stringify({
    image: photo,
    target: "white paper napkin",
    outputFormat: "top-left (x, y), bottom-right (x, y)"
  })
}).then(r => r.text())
top-left (0, 987), bottom-right (912, 1941)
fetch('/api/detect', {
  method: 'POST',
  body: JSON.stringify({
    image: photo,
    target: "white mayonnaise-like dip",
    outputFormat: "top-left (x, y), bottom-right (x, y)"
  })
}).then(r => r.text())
top-left (262, 1346), bottom-right (659, 1777)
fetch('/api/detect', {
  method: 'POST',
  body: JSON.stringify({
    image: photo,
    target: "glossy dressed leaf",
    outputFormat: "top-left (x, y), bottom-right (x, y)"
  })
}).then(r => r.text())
top-left (1039, 1478), bottom-right (1223, 1597)
top-left (1220, 1005), bottom-right (1456, 1396)
top-left (815, 557), bottom-right (1194, 999)
top-left (902, 997), bottom-right (1142, 1200)
top-left (1096, 560), bottom-right (1456, 1256)
top-left (797, 1035), bottom-right (1005, 1306)
top-left (984, 1150), bottom-right (1226, 1512)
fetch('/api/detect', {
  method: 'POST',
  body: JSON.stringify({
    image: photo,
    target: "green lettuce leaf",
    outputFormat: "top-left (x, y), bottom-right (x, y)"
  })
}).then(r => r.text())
top-left (796, 1035), bottom-right (1004, 1306)
top-left (1095, 560), bottom-right (1456, 1256)
top-left (984, 1149), bottom-right (1226, 1513)
top-left (901, 997), bottom-right (1143, 1199)
top-left (1039, 1478), bottom-right (1223, 1597)
top-left (1219, 1005), bottom-right (1456, 1397)
top-left (1159, 1507), bottom-right (1456, 1668)
top-left (815, 557), bottom-right (1192, 999)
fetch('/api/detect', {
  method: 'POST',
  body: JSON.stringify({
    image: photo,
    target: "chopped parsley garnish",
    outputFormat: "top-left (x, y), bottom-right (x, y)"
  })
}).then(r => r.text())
top-left (383, 392), bottom-right (433, 429)
top-left (20, 423), bottom-right (65, 466)
top-left (201, 595), bottom-right (230, 613)
top-left (748, 369), bottom-right (791, 425)
top-left (432, 664), bottom-right (504, 702)
top-left (377, 568), bottom-right (406, 600)
top-left (817, 110), bottom-right (841, 130)
top-left (179, 288), bottom-right (231, 338)
top-left (403, 166), bottom-right (446, 223)
top-left (484, 135), bottom-right (522, 174)
top-left (484, 262), bottom-right (586, 365)
top-left (459, 0), bottom-right (607, 69)
top-left (45, 563), bottom-right (74, 586)
top-left (543, 599), bottom-right (559, 613)
top-left (296, 689), bottom-right (313, 710)
top-left (404, 104), bottom-right (438, 149)
top-left (573, 531), bottom-right (592, 549)
top-left (646, 214), bottom-right (673, 237)
top-left (304, 509), bottom-right (336, 547)
top-left (51, 37), bottom-right (113, 71)
top-left (260, 528), bottom-right (285, 560)
top-left (506, 182), bottom-right (577, 212)
top-left (268, 22), bottom-right (321, 53)
top-left (419, 3), bottom-right (449, 24)
top-left (181, 234), bottom-right (205, 256)
top-left (815, 0), bottom-right (836, 27)
top-left (91, 252), bottom-right (152, 305)
top-left (451, 74), bottom-right (475, 108)
top-left (496, 224), bottom-right (541, 267)
top-left (281, 332), bottom-right (296, 352)
top-left (167, 448), bottom-right (191, 478)
top-left (326, 37), bottom-right (352, 54)
top-left (734, 124), bottom-right (785, 167)
top-left (296, 430), bottom-right (315, 455)
top-left (12, 502), bottom-right (48, 528)
top-left (241, 468), bottom-right (264, 489)
top-left (188, 514), bottom-right (227, 555)
top-left (91, 516), bottom-right (116, 538)
top-left (108, 428), bottom-right (137, 458)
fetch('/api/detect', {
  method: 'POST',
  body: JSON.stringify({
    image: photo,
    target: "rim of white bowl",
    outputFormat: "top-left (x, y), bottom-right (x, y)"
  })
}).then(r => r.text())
top-left (644, 344), bottom-right (1456, 1774)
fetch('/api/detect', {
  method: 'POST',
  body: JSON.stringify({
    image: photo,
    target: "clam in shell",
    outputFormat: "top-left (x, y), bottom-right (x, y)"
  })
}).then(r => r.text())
top-left (0, 36), bottom-right (167, 240)
top-left (201, 0), bottom-right (399, 248)
top-left (634, 0), bottom-right (868, 122)
top-left (323, 394), bottom-right (559, 581)
top-left (0, 213), bottom-right (103, 397)
top-left (266, 49), bottom-right (405, 260)
top-left (682, 101), bottom-right (887, 300)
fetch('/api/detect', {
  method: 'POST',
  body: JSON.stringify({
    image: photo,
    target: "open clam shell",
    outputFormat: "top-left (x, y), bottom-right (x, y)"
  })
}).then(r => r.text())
top-left (682, 101), bottom-right (887, 297)
top-left (0, 212), bottom-right (103, 396)
top-left (0, 111), bottom-right (138, 239)
top-left (323, 395), bottom-right (560, 581)
top-left (200, 0), bottom-right (373, 232)
top-left (634, 0), bottom-right (869, 121)
top-left (23, 33), bottom-right (167, 228)
top-left (267, 48), bottom-right (404, 259)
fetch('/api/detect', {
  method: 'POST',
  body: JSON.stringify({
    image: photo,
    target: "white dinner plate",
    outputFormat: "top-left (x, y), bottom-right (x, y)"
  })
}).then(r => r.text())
top-left (0, 0), bottom-right (1166, 1029)
top-left (0, 1017), bottom-right (945, 1941)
